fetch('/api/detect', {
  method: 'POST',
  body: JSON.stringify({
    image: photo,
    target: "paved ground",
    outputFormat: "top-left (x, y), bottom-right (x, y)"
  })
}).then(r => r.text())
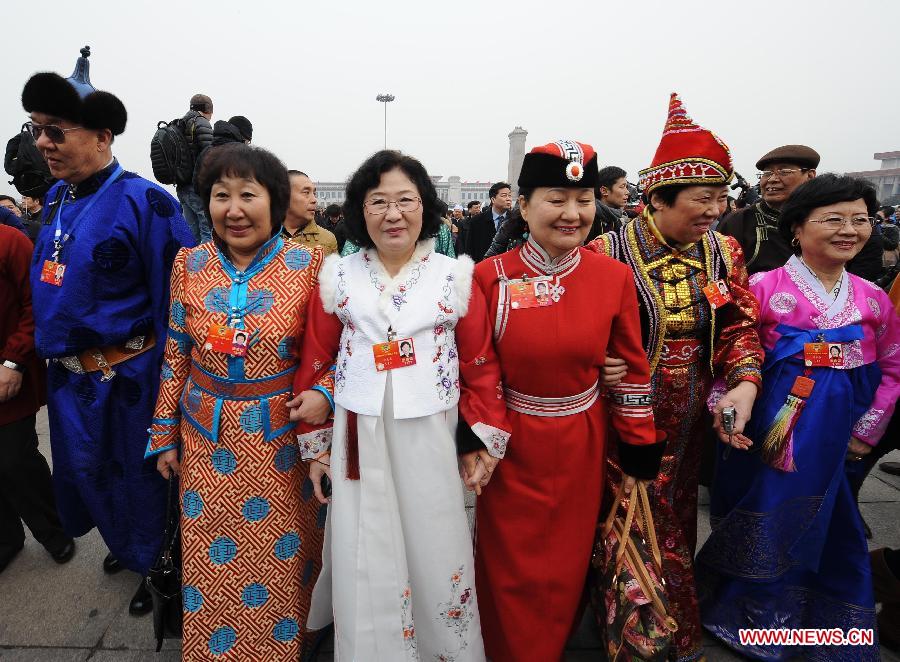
top-left (1, 408), bottom-right (898, 661)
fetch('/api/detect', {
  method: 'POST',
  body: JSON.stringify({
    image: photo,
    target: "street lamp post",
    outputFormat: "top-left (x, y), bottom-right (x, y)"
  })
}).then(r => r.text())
top-left (375, 93), bottom-right (395, 149)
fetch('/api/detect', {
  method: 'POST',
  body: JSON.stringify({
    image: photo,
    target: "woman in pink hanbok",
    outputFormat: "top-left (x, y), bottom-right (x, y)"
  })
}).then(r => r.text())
top-left (697, 174), bottom-right (899, 660)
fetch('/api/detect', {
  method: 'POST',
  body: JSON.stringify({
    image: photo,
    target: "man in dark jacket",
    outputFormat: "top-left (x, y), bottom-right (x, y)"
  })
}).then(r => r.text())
top-left (458, 181), bottom-right (513, 262)
top-left (21, 195), bottom-right (44, 242)
top-left (0, 225), bottom-right (73, 573)
top-left (176, 94), bottom-right (214, 243)
top-left (718, 144), bottom-right (883, 280)
top-left (590, 165), bottom-right (630, 240)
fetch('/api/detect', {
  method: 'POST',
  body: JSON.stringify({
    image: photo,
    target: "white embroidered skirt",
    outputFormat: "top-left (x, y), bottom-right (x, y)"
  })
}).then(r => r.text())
top-left (308, 376), bottom-right (485, 662)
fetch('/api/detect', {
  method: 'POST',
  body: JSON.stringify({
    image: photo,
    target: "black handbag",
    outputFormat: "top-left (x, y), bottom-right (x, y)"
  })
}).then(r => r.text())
top-left (145, 474), bottom-right (182, 651)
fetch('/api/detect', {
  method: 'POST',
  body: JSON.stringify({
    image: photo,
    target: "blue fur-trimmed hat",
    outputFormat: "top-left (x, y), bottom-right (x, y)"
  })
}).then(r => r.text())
top-left (21, 46), bottom-right (127, 136)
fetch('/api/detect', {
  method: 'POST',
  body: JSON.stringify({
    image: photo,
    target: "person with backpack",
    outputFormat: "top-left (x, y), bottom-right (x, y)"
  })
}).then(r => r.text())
top-left (175, 94), bottom-right (214, 243)
top-left (189, 115), bottom-right (253, 192)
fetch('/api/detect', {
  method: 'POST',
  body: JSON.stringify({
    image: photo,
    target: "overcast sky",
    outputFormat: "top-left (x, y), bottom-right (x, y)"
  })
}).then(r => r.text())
top-left (4, 0), bottom-right (897, 191)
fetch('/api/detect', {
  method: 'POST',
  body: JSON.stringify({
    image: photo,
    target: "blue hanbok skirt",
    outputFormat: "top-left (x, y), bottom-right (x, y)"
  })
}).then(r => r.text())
top-left (696, 352), bottom-right (879, 661)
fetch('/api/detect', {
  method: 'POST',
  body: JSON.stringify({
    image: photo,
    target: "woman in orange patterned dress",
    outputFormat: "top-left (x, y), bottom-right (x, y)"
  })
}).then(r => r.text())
top-left (146, 144), bottom-right (333, 660)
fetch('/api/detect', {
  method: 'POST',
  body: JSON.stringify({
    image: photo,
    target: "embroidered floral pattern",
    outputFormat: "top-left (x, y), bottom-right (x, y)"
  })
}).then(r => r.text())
top-left (471, 422), bottom-right (511, 459)
top-left (474, 356), bottom-right (486, 366)
top-left (843, 340), bottom-right (865, 369)
top-left (705, 380), bottom-right (728, 413)
top-left (769, 292), bottom-right (797, 315)
top-left (297, 429), bottom-right (332, 460)
top-left (853, 408), bottom-right (885, 439)
top-left (876, 323), bottom-right (888, 340)
top-left (432, 274), bottom-right (460, 404)
top-left (748, 272), bottom-right (765, 286)
top-left (364, 250), bottom-right (430, 312)
top-left (334, 264), bottom-right (353, 394)
top-left (785, 260), bottom-right (862, 329)
top-left (867, 297), bottom-right (881, 319)
top-left (400, 584), bottom-right (417, 654)
top-left (434, 566), bottom-right (474, 662)
top-left (880, 343), bottom-right (900, 360)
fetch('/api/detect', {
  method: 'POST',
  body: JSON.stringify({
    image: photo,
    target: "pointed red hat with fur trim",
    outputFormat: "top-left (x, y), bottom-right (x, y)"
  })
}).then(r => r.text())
top-left (638, 93), bottom-right (732, 196)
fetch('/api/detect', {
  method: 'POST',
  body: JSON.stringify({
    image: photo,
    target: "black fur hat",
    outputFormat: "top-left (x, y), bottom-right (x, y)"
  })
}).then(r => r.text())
top-left (22, 72), bottom-right (127, 135)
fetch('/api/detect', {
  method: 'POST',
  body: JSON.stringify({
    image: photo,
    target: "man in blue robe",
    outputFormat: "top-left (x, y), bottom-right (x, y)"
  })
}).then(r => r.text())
top-left (22, 48), bottom-right (196, 614)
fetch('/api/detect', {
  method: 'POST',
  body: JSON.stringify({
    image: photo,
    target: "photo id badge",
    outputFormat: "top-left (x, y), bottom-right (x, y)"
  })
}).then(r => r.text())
top-left (702, 280), bottom-right (732, 309)
top-left (372, 338), bottom-right (416, 372)
top-left (803, 342), bottom-right (843, 368)
top-left (204, 323), bottom-right (248, 357)
top-left (509, 277), bottom-right (552, 310)
top-left (40, 260), bottom-right (66, 287)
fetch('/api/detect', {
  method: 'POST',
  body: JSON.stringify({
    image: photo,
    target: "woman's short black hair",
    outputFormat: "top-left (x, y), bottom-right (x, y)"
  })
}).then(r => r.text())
top-left (644, 183), bottom-right (731, 213)
top-left (196, 143), bottom-right (290, 238)
top-left (644, 184), bottom-right (688, 212)
top-left (778, 173), bottom-right (878, 252)
top-left (342, 150), bottom-right (442, 249)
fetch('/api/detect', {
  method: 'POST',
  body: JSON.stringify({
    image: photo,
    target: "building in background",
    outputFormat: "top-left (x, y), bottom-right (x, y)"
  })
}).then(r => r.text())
top-left (314, 177), bottom-right (493, 208)
top-left (315, 126), bottom-right (528, 208)
top-left (847, 151), bottom-right (900, 204)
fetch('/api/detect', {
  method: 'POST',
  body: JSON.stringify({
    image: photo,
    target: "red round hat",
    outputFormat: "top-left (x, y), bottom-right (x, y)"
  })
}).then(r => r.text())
top-left (518, 140), bottom-right (599, 189)
top-left (638, 93), bottom-right (732, 196)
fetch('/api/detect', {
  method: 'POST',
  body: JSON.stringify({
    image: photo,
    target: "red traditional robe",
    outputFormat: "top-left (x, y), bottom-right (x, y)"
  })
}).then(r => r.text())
top-left (473, 238), bottom-right (665, 662)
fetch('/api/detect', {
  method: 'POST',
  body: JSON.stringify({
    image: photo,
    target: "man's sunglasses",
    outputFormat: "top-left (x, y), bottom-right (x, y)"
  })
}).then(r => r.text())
top-left (23, 121), bottom-right (85, 144)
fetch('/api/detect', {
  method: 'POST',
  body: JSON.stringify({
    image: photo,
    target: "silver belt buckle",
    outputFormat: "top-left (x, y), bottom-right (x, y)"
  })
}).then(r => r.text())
top-left (124, 335), bottom-right (146, 350)
top-left (57, 356), bottom-right (86, 375)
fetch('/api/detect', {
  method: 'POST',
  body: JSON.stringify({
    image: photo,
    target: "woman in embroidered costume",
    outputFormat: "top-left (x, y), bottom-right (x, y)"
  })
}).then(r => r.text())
top-left (589, 94), bottom-right (764, 661)
top-left (473, 141), bottom-right (666, 662)
top-left (696, 175), bottom-right (898, 660)
top-left (292, 150), bottom-right (511, 661)
top-left (147, 145), bottom-right (333, 660)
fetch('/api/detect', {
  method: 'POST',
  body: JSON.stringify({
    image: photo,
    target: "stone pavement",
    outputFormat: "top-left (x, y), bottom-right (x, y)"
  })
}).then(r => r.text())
top-left (1, 408), bottom-right (898, 661)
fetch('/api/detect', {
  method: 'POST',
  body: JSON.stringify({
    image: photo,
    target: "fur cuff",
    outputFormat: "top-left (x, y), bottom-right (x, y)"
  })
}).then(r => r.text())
top-left (618, 432), bottom-right (666, 480)
top-left (317, 253), bottom-right (341, 314)
top-left (452, 254), bottom-right (475, 317)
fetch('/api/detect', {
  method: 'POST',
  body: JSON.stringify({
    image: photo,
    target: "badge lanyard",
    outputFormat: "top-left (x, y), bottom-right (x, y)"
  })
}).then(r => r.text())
top-left (51, 165), bottom-right (124, 261)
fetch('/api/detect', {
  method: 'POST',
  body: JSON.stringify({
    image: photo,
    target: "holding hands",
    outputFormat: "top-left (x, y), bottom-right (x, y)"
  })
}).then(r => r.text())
top-left (287, 390), bottom-right (332, 425)
top-left (461, 449), bottom-right (499, 496)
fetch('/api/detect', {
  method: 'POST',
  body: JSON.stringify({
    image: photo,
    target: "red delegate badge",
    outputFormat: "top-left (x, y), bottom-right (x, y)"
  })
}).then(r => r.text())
top-left (204, 323), bottom-right (248, 357)
top-left (509, 278), bottom-right (552, 310)
top-left (803, 342), bottom-right (844, 368)
top-left (702, 280), bottom-right (732, 309)
top-left (40, 260), bottom-right (66, 287)
top-left (372, 338), bottom-right (416, 372)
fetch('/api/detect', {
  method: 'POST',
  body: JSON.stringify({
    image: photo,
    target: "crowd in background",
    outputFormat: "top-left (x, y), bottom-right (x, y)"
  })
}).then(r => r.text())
top-left (2, 48), bottom-right (900, 662)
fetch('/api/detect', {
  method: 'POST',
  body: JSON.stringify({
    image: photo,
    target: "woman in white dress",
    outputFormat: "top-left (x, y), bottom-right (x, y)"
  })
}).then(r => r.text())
top-left (290, 150), bottom-right (511, 661)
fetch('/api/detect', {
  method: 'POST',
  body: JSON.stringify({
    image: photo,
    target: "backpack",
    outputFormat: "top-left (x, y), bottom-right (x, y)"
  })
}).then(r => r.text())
top-left (150, 118), bottom-right (194, 186)
top-left (4, 128), bottom-right (54, 198)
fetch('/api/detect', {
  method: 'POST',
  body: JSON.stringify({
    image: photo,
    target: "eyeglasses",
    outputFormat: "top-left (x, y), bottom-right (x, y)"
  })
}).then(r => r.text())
top-left (24, 121), bottom-right (85, 144)
top-left (808, 215), bottom-right (874, 230)
top-left (757, 168), bottom-right (809, 180)
top-left (364, 197), bottom-right (421, 215)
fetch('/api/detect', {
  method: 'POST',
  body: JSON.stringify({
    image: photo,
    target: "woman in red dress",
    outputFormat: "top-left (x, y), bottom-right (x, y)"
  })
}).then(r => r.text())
top-left (472, 141), bottom-right (666, 662)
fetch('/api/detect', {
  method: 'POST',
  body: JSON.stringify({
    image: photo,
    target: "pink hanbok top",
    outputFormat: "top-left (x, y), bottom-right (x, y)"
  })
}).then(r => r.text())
top-left (750, 256), bottom-right (900, 445)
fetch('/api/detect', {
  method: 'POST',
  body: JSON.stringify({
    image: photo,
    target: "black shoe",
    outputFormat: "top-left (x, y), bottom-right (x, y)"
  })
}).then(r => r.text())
top-left (0, 542), bottom-right (24, 574)
top-left (49, 539), bottom-right (76, 564)
top-left (129, 579), bottom-right (153, 616)
top-left (879, 461), bottom-right (900, 477)
top-left (103, 552), bottom-right (123, 574)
